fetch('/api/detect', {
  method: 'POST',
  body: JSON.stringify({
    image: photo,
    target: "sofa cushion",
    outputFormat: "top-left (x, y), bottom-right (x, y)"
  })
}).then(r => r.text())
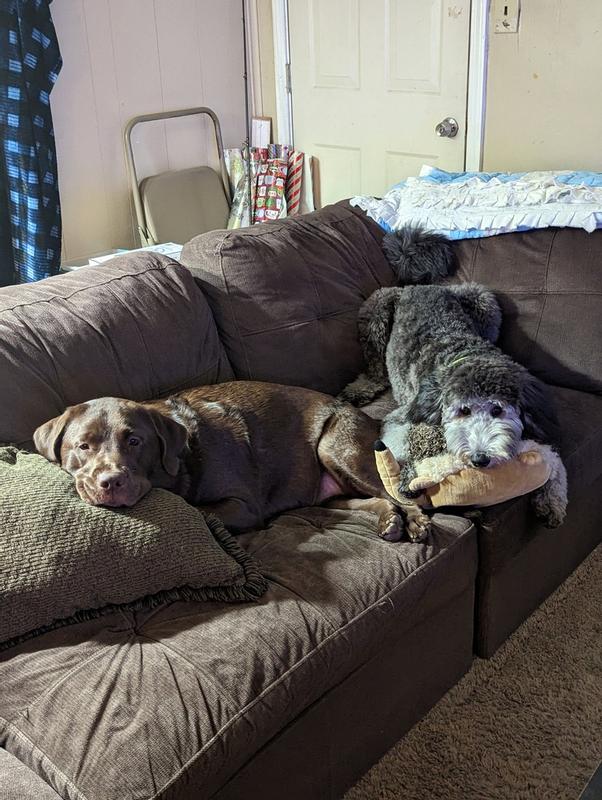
top-left (473, 470), bottom-right (602, 658)
top-left (552, 385), bottom-right (602, 488)
top-left (179, 202), bottom-right (394, 396)
top-left (453, 228), bottom-right (602, 394)
top-left (0, 509), bottom-right (476, 800)
top-left (471, 384), bottom-right (602, 574)
top-left (0, 254), bottom-right (233, 448)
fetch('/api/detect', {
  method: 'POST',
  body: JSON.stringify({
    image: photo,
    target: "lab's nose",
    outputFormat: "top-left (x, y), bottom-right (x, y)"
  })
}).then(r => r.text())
top-left (98, 471), bottom-right (127, 491)
top-left (471, 453), bottom-right (491, 467)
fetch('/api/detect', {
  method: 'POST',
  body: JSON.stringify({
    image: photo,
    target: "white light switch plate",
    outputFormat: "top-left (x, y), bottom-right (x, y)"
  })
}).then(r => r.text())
top-left (493, 0), bottom-right (520, 33)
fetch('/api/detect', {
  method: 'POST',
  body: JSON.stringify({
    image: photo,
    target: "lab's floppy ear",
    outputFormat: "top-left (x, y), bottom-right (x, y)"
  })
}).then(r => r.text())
top-left (33, 406), bottom-right (80, 464)
top-left (145, 408), bottom-right (187, 476)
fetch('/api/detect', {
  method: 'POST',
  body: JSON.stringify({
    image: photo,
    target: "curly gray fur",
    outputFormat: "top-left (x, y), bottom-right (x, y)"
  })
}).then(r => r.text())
top-left (341, 226), bottom-right (567, 528)
top-left (382, 227), bottom-right (457, 285)
top-left (379, 413), bottom-right (449, 500)
top-left (401, 423), bottom-right (448, 497)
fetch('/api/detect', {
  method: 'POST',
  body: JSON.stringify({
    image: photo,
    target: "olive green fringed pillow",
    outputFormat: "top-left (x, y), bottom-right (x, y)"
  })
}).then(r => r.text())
top-left (0, 447), bottom-right (268, 651)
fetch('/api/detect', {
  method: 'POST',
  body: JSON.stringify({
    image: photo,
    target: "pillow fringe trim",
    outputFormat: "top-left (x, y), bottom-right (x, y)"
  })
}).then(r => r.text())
top-left (1, 511), bottom-right (268, 652)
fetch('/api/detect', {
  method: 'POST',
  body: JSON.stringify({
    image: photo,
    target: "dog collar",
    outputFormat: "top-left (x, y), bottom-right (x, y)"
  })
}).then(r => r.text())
top-left (447, 353), bottom-right (472, 369)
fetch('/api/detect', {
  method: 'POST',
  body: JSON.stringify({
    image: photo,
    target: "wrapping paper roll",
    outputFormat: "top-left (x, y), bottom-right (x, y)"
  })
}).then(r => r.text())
top-left (225, 143), bottom-right (307, 226)
top-left (254, 158), bottom-right (288, 223)
top-left (286, 150), bottom-right (304, 216)
top-left (299, 154), bottom-right (315, 213)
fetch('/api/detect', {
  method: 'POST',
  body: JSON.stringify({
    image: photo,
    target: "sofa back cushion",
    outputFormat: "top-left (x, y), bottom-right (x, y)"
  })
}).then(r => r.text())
top-left (0, 254), bottom-right (233, 447)
top-left (179, 203), bottom-right (394, 396)
top-left (453, 228), bottom-right (602, 393)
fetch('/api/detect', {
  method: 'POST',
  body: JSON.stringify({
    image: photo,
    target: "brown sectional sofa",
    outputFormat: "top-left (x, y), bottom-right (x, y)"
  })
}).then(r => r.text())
top-left (182, 203), bottom-right (602, 657)
top-left (0, 203), bottom-right (600, 798)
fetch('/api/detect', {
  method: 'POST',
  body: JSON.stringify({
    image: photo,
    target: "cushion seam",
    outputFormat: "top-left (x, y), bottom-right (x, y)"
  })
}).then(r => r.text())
top-left (544, 228), bottom-right (559, 295)
top-left (297, 215), bottom-right (391, 287)
top-left (533, 293), bottom-right (548, 345)
top-left (0, 718), bottom-right (89, 800)
top-left (153, 362), bottom-right (227, 397)
top-left (10, 309), bottom-right (66, 408)
top-left (216, 237), bottom-right (253, 380)
top-left (532, 229), bottom-right (558, 343)
top-left (210, 208), bottom-right (355, 241)
top-left (238, 307), bottom-right (359, 337)
top-left (469, 239), bottom-right (479, 279)
top-left (107, 282), bottom-right (161, 393)
top-left (15, 641), bottom-right (127, 720)
top-left (8, 367), bottom-right (227, 450)
top-left (562, 427), bottom-right (602, 464)
top-left (485, 289), bottom-right (602, 296)
top-left (137, 632), bottom-right (243, 711)
top-left (0, 261), bottom-right (180, 314)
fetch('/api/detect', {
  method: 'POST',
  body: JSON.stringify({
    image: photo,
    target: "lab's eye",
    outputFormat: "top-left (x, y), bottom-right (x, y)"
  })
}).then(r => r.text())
top-left (78, 443), bottom-right (90, 451)
top-left (491, 405), bottom-right (503, 418)
top-left (459, 406), bottom-right (472, 417)
top-left (128, 436), bottom-right (140, 447)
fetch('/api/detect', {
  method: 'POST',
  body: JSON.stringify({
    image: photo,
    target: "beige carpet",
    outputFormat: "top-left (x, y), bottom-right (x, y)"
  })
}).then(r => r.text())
top-left (346, 544), bottom-right (602, 800)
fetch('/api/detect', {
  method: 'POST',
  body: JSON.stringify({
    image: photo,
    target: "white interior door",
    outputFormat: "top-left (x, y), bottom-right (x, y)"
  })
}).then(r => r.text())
top-left (288, 0), bottom-right (471, 206)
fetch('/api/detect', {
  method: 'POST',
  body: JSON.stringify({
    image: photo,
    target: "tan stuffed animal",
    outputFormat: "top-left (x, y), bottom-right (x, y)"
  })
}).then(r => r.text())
top-left (374, 433), bottom-right (554, 509)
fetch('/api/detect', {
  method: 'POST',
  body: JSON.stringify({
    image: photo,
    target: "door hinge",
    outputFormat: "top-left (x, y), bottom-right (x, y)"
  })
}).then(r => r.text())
top-left (285, 62), bottom-right (292, 93)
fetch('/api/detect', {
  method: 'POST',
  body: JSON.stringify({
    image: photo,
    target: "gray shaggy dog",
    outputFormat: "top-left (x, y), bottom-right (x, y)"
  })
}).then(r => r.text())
top-left (340, 227), bottom-right (568, 528)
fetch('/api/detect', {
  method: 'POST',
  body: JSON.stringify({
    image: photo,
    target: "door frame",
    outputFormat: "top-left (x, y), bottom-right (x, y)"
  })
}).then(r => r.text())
top-left (272, 0), bottom-right (294, 146)
top-left (271, 0), bottom-right (489, 171)
top-left (465, 0), bottom-right (489, 170)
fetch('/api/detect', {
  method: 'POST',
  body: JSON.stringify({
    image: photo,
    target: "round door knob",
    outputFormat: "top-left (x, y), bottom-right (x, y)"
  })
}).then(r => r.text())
top-left (435, 117), bottom-right (459, 138)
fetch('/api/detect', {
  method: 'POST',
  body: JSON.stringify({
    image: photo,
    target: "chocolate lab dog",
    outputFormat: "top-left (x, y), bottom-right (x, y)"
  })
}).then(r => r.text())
top-left (33, 381), bottom-right (430, 542)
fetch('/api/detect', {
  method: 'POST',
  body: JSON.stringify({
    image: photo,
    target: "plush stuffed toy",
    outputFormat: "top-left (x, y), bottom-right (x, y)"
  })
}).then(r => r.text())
top-left (374, 424), bottom-right (554, 509)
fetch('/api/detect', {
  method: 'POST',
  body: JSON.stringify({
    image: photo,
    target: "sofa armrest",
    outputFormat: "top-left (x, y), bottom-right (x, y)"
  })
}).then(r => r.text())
top-left (0, 749), bottom-right (62, 800)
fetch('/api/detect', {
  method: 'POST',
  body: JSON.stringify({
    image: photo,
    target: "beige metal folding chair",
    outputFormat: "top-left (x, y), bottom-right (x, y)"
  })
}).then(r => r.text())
top-left (124, 107), bottom-right (232, 246)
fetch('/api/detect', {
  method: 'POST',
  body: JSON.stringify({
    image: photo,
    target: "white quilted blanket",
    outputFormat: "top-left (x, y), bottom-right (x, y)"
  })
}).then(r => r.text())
top-left (351, 167), bottom-right (602, 239)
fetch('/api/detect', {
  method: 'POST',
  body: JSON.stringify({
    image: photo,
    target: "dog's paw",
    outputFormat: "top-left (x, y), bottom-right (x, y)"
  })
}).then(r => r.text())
top-left (378, 510), bottom-right (405, 543)
top-left (518, 451), bottom-right (542, 466)
top-left (531, 495), bottom-right (566, 529)
top-left (337, 390), bottom-right (363, 407)
top-left (338, 374), bottom-right (385, 407)
top-left (405, 508), bottom-right (431, 543)
top-left (337, 386), bottom-right (356, 402)
top-left (337, 380), bottom-right (370, 406)
top-left (536, 507), bottom-right (566, 529)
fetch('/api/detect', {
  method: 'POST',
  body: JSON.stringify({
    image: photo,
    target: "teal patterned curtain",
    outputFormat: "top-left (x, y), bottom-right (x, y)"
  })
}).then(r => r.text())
top-left (0, 0), bottom-right (62, 285)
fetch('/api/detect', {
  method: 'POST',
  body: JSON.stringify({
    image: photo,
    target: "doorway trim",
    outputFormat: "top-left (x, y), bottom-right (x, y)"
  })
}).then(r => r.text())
top-left (465, 0), bottom-right (489, 171)
top-left (271, 0), bottom-right (293, 146)
top-left (271, 0), bottom-right (488, 171)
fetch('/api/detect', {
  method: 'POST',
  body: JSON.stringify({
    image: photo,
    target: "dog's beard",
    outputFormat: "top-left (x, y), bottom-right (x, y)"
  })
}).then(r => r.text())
top-left (443, 407), bottom-right (524, 466)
